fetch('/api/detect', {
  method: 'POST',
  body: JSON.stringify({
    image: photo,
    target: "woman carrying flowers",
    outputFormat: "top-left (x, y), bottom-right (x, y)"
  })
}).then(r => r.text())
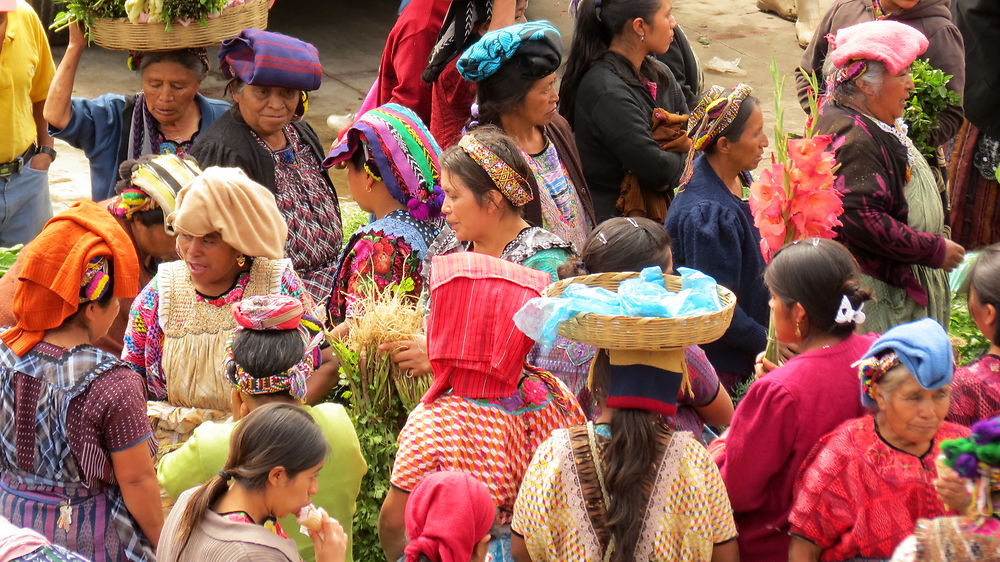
top-left (323, 103), bottom-right (443, 325)
top-left (378, 253), bottom-right (585, 562)
top-left (664, 84), bottom-right (770, 391)
top-left (816, 20), bottom-right (965, 333)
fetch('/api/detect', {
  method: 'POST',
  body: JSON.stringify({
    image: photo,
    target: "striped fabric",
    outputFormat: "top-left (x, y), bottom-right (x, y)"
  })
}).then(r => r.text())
top-left (424, 253), bottom-right (552, 403)
top-left (0, 344), bottom-right (154, 561)
top-left (324, 103), bottom-right (444, 222)
top-left (219, 30), bottom-right (323, 91)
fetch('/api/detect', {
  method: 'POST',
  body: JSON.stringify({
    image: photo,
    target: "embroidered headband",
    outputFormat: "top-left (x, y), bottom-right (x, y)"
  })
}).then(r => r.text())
top-left (457, 134), bottom-right (533, 207)
top-left (854, 350), bottom-right (900, 402)
top-left (679, 83), bottom-right (754, 187)
top-left (834, 295), bottom-right (866, 325)
top-left (80, 256), bottom-right (112, 303)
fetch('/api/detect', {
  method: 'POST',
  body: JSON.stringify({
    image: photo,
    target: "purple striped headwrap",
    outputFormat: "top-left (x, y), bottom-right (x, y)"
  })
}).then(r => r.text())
top-left (324, 104), bottom-right (444, 221)
top-left (219, 29), bottom-right (323, 92)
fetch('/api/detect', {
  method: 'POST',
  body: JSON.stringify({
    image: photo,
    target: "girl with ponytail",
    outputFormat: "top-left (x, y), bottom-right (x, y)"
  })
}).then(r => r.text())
top-left (157, 403), bottom-right (346, 562)
top-left (713, 238), bottom-right (878, 560)
top-left (560, 0), bottom-right (690, 223)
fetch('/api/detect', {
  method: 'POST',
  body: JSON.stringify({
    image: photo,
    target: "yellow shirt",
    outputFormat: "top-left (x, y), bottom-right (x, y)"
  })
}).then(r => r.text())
top-left (0, 0), bottom-right (55, 162)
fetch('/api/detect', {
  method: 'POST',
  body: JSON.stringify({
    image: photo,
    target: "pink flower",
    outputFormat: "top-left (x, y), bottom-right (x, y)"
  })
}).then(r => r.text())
top-left (522, 378), bottom-right (549, 406)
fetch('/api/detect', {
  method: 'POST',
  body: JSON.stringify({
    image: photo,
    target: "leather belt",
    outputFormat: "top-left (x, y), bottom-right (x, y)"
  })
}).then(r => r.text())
top-left (0, 145), bottom-right (39, 179)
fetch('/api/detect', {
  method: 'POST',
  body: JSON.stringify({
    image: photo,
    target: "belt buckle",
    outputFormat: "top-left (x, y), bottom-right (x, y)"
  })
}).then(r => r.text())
top-left (0, 156), bottom-right (25, 178)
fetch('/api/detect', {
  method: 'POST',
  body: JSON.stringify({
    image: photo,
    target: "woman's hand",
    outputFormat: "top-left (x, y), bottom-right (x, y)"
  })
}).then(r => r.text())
top-left (311, 515), bottom-right (348, 562)
top-left (378, 335), bottom-right (431, 376)
top-left (941, 239), bottom-right (966, 272)
top-left (68, 21), bottom-right (86, 50)
top-left (934, 466), bottom-right (973, 514)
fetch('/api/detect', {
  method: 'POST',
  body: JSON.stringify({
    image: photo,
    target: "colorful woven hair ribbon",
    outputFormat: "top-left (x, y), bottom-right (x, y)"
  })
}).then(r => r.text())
top-left (225, 337), bottom-right (316, 401)
top-left (232, 294), bottom-right (305, 331)
top-left (114, 154), bottom-right (201, 227)
top-left (457, 134), bottom-right (533, 207)
top-left (678, 83), bottom-right (753, 187)
top-left (80, 256), bottom-right (112, 303)
top-left (854, 350), bottom-right (900, 402)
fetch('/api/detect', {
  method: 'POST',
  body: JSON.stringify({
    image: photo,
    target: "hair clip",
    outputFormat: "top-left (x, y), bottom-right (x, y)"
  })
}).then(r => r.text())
top-left (597, 232), bottom-right (608, 245)
top-left (835, 295), bottom-right (866, 325)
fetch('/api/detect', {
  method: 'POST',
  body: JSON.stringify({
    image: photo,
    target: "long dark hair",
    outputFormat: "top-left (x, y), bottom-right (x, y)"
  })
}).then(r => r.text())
top-left (558, 217), bottom-right (671, 278)
top-left (560, 0), bottom-right (667, 126)
top-left (970, 243), bottom-right (1000, 343)
top-left (764, 238), bottom-right (872, 337)
top-left (172, 403), bottom-right (328, 556)
top-left (588, 350), bottom-right (661, 562)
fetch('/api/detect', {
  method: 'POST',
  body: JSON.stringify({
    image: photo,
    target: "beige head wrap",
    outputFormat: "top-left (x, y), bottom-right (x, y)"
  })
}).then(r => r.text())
top-left (166, 166), bottom-right (288, 259)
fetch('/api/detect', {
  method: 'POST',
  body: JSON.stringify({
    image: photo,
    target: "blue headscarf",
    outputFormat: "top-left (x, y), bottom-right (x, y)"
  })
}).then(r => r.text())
top-left (456, 21), bottom-right (562, 82)
top-left (856, 318), bottom-right (954, 407)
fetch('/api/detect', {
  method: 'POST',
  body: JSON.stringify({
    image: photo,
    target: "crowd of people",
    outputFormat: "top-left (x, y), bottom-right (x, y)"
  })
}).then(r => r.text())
top-left (0, 0), bottom-right (999, 560)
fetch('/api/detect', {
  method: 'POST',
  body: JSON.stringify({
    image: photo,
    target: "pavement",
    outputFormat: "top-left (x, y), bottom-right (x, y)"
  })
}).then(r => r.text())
top-left (47, 0), bottom-right (810, 209)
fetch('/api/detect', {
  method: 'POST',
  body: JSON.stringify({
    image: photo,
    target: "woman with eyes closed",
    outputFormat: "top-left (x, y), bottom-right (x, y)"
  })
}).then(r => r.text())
top-left (44, 22), bottom-right (229, 201)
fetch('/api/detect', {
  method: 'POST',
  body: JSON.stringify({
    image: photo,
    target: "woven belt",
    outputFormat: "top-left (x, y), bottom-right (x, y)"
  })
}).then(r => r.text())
top-left (0, 145), bottom-right (38, 178)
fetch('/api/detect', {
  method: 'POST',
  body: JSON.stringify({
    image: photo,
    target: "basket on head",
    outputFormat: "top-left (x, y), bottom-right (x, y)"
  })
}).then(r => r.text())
top-left (89, 0), bottom-right (269, 51)
top-left (542, 271), bottom-right (737, 351)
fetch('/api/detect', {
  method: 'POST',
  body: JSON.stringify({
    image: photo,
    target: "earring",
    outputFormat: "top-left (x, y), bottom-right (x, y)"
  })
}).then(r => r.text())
top-left (795, 323), bottom-right (802, 339)
top-left (640, 34), bottom-right (646, 42)
top-left (236, 255), bottom-right (246, 268)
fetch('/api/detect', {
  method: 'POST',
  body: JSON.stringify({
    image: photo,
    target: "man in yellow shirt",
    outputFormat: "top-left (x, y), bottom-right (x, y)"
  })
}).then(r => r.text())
top-left (0, 0), bottom-right (55, 245)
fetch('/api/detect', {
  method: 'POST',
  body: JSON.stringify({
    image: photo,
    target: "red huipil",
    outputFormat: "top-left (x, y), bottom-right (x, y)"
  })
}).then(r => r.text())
top-left (716, 333), bottom-right (873, 561)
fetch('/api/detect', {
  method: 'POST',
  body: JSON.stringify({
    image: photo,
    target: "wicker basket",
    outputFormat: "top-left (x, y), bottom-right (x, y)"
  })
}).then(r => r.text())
top-left (542, 271), bottom-right (737, 351)
top-left (90, 0), bottom-right (268, 51)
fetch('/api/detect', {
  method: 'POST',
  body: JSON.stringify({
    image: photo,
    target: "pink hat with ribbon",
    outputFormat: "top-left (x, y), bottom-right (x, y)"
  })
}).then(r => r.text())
top-left (828, 20), bottom-right (929, 75)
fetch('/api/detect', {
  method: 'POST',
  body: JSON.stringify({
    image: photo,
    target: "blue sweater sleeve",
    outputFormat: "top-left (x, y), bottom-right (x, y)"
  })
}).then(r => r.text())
top-left (674, 202), bottom-right (767, 354)
top-left (49, 94), bottom-right (127, 198)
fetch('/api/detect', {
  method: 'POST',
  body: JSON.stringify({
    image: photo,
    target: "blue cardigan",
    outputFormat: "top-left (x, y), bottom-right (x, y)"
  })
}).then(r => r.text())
top-left (665, 155), bottom-right (769, 376)
top-left (50, 93), bottom-right (229, 200)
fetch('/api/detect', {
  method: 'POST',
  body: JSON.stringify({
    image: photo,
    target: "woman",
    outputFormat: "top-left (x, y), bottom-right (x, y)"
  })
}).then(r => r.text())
top-left (714, 238), bottom-right (874, 561)
top-left (425, 127), bottom-right (575, 281)
top-left (817, 20), bottom-right (965, 334)
top-left (788, 317), bottom-right (970, 561)
top-left (511, 337), bottom-right (738, 560)
top-left (157, 295), bottom-right (367, 562)
top-left (947, 243), bottom-right (1000, 427)
top-left (546, 217), bottom-right (734, 432)
top-left (0, 153), bottom-right (200, 356)
top-left (379, 253), bottom-right (586, 562)
top-left (323, 103), bottom-right (444, 325)
top-left (665, 84), bottom-right (770, 390)
top-left (190, 29), bottom-right (343, 305)
top-left (0, 201), bottom-right (161, 560)
top-left (157, 403), bottom-right (348, 562)
top-left (45, 23), bottom-right (228, 200)
top-left (560, 0), bottom-right (690, 223)
top-left (123, 166), bottom-right (325, 449)
top-left (403, 471), bottom-right (495, 562)
top-left (890, 416), bottom-right (1000, 561)
top-left (457, 21), bottom-right (596, 251)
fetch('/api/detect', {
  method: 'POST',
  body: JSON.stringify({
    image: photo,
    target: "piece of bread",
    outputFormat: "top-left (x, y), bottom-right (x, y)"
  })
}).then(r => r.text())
top-left (296, 504), bottom-right (327, 532)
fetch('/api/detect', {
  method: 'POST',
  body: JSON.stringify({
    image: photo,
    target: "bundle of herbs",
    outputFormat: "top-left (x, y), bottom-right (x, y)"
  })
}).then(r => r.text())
top-left (904, 59), bottom-right (962, 162)
top-left (326, 279), bottom-right (430, 561)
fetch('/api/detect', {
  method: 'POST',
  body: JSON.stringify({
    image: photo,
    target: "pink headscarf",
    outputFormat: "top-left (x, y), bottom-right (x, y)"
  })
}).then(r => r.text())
top-left (404, 471), bottom-right (496, 562)
top-left (828, 20), bottom-right (929, 75)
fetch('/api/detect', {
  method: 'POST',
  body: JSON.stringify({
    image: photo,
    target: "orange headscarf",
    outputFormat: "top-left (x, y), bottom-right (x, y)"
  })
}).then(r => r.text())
top-left (1, 200), bottom-right (140, 356)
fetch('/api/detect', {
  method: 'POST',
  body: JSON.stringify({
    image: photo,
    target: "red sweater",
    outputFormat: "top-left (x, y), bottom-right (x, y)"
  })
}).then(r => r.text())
top-left (715, 332), bottom-right (875, 561)
top-left (376, 0), bottom-right (450, 125)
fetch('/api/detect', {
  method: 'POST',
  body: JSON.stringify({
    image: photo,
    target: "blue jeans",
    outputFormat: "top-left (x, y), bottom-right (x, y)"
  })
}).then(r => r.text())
top-left (0, 155), bottom-right (52, 246)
